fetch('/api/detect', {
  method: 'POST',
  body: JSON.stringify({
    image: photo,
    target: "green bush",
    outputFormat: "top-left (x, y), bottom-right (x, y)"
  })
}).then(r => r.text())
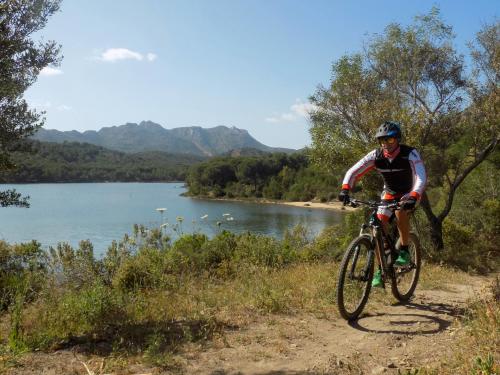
top-left (0, 241), bottom-right (47, 311)
top-left (47, 240), bottom-right (103, 289)
top-left (167, 233), bottom-right (209, 274)
top-left (199, 231), bottom-right (238, 276)
top-left (112, 247), bottom-right (174, 291)
top-left (23, 280), bottom-right (126, 349)
top-left (300, 225), bottom-right (343, 261)
top-left (233, 232), bottom-right (293, 268)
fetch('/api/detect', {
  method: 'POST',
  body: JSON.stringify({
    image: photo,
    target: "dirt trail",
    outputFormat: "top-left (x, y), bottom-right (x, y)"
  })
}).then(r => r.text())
top-left (185, 277), bottom-right (488, 375)
top-left (4, 275), bottom-right (491, 375)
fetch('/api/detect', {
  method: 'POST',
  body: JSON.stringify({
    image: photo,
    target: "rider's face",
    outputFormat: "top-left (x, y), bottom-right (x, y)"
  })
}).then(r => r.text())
top-left (379, 137), bottom-right (399, 152)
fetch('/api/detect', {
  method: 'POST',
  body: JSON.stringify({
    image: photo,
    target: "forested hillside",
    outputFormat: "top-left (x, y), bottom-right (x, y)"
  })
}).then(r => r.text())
top-left (185, 151), bottom-right (341, 201)
top-left (0, 141), bottom-right (205, 183)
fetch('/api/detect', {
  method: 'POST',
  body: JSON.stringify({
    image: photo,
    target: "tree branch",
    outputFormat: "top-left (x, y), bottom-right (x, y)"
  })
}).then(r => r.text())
top-left (438, 136), bottom-right (499, 221)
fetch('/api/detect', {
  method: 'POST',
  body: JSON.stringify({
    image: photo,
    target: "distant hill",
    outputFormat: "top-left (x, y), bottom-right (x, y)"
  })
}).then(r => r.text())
top-left (221, 148), bottom-right (270, 157)
top-left (0, 141), bottom-right (206, 183)
top-left (33, 121), bottom-right (295, 156)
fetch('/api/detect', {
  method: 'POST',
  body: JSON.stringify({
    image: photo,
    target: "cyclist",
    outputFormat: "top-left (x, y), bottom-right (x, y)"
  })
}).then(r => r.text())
top-left (338, 121), bottom-right (427, 287)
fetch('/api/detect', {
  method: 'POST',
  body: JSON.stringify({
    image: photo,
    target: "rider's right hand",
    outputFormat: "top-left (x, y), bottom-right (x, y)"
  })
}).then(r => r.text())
top-left (338, 189), bottom-right (350, 204)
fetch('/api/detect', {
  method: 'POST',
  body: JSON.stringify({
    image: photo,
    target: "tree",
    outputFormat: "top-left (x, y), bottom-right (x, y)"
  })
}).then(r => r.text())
top-left (310, 9), bottom-right (499, 249)
top-left (236, 158), bottom-right (264, 193)
top-left (0, 0), bottom-right (61, 206)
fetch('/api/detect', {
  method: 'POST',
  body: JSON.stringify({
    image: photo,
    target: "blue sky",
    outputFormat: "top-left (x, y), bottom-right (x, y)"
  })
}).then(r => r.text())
top-left (26, 0), bottom-right (498, 149)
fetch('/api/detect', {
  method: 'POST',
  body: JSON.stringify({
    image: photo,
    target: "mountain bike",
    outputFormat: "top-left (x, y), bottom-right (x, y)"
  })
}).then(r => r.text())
top-left (336, 197), bottom-right (421, 321)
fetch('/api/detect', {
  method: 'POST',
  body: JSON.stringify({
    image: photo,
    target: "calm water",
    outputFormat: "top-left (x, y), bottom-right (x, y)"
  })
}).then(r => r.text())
top-left (0, 183), bottom-right (343, 256)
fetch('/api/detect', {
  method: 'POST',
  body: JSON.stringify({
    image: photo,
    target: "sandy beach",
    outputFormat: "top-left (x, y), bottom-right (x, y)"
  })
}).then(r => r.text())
top-left (188, 195), bottom-right (356, 212)
top-left (280, 200), bottom-right (355, 211)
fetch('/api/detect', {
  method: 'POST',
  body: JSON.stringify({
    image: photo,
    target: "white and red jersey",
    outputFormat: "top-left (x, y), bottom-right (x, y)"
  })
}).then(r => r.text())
top-left (341, 145), bottom-right (427, 200)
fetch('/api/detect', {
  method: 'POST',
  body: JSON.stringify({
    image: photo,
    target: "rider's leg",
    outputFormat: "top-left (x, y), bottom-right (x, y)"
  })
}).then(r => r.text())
top-left (395, 209), bottom-right (409, 246)
top-left (395, 209), bottom-right (411, 266)
top-left (372, 211), bottom-right (391, 287)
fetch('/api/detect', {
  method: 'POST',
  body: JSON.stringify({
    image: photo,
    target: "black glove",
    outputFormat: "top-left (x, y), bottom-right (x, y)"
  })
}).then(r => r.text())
top-left (401, 196), bottom-right (417, 210)
top-left (338, 189), bottom-right (350, 204)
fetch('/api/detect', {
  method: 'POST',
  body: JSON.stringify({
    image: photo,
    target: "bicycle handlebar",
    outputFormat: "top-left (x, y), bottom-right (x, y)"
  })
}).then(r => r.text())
top-left (344, 197), bottom-right (401, 210)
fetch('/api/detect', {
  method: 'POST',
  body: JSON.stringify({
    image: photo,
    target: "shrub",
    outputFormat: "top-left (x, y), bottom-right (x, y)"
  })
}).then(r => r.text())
top-left (199, 231), bottom-right (238, 276)
top-left (21, 280), bottom-right (126, 350)
top-left (112, 247), bottom-right (174, 291)
top-left (233, 232), bottom-right (294, 268)
top-left (47, 240), bottom-right (102, 289)
top-left (167, 233), bottom-right (209, 274)
top-left (0, 241), bottom-right (47, 311)
top-left (300, 225), bottom-right (343, 261)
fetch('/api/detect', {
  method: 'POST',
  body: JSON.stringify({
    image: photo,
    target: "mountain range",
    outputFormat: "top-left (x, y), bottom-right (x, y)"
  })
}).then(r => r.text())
top-left (33, 121), bottom-right (294, 156)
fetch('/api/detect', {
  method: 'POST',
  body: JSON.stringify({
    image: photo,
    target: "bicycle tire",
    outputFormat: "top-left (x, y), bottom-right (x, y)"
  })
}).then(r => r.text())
top-left (337, 234), bottom-right (375, 321)
top-left (390, 232), bottom-right (421, 302)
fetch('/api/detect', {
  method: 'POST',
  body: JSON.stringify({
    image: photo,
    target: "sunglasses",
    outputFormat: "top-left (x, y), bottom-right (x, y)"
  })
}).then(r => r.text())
top-left (379, 137), bottom-right (397, 145)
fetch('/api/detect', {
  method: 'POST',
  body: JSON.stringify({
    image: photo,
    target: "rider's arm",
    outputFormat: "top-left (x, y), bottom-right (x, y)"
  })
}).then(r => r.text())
top-left (408, 149), bottom-right (426, 200)
top-left (341, 150), bottom-right (376, 190)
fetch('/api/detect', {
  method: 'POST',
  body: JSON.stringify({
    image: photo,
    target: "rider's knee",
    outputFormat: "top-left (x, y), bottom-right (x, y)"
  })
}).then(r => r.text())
top-left (377, 213), bottom-right (391, 223)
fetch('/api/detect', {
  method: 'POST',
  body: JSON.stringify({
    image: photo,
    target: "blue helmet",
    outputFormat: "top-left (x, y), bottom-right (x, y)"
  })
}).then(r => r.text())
top-left (375, 121), bottom-right (402, 140)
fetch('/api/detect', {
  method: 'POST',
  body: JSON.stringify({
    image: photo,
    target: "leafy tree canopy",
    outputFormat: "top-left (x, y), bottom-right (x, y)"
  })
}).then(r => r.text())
top-left (0, 0), bottom-right (61, 206)
top-left (309, 8), bottom-right (499, 248)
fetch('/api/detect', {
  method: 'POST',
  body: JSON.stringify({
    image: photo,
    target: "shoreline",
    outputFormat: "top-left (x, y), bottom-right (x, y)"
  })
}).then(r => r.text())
top-left (187, 195), bottom-right (355, 212)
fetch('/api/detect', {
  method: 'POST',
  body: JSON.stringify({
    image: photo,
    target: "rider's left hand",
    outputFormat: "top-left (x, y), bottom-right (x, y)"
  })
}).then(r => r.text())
top-left (401, 196), bottom-right (417, 210)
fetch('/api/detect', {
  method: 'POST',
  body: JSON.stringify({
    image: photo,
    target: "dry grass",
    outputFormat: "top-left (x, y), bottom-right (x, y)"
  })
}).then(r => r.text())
top-left (0, 254), bottom-right (492, 374)
top-left (417, 277), bottom-right (499, 375)
top-left (418, 261), bottom-right (470, 290)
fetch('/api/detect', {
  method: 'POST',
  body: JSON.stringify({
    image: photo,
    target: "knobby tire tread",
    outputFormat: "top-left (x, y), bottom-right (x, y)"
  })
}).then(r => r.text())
top-left (337, 234), bottom-right (374, 321)
top-left (390, 233), bottom-right (421, 302)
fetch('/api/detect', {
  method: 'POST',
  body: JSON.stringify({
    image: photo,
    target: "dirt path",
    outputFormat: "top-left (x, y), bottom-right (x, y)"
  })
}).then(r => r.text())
top-left (184, 278), bottom-right (488, 375)
top-left (3, 275), bottom-right (491, 375)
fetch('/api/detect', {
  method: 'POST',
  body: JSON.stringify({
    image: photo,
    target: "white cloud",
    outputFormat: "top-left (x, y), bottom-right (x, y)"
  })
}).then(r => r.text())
top-left (29, 101), bottom-right (72, 112)
top-left (146, 52), bottom-right (157, 61)
top-left (97, 48), bottom-right (157, 63)
top-left (265, 99), bottom-right (318, 123)
top-left (291, 100), bottom-right (318, 117)
top-left (264, 116), bottom-right (279, 123)
top-left (40, 67), bottom-right (63, 76)
top-left (57, 105), bottom-right (72, 111)
top-left (31, 101), bottom-right (52, 109)
top-left (100, 48), bottom-right (143, 62)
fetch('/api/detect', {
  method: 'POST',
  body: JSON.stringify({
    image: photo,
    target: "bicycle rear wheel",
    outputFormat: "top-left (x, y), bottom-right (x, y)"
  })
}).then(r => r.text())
top-left (337, 235), bottom-right (375, 321)
top-left (391, 233), bottom-right (421, 302)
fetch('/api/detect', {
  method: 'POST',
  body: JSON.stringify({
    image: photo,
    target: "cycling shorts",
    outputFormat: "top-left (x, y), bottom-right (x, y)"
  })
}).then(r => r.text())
top-left (376, 191), bottom-right (411, 223)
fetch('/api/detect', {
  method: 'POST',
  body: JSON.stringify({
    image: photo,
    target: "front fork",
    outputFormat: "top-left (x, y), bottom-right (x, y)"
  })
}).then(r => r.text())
top-left (348, 224), bottom-right (374, 282)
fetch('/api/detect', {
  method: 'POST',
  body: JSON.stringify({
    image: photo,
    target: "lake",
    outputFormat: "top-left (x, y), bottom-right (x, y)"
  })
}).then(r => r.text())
top-left (0, 183), bottom-right (344, 256)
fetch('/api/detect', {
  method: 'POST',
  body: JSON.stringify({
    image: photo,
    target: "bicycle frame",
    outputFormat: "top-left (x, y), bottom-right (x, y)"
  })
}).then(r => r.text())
top-left (351, 199), bottom-right (400, 283)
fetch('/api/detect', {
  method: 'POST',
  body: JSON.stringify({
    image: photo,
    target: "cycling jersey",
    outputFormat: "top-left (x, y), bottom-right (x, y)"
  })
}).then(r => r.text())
top-left (341, 144), bottom-right (427, 200)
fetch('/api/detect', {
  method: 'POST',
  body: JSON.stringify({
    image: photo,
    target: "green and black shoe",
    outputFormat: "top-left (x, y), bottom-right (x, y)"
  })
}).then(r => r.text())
top-left (394, 248), bottom-right (411, 267)
top-left (372, 269), bottom-right (384, 288)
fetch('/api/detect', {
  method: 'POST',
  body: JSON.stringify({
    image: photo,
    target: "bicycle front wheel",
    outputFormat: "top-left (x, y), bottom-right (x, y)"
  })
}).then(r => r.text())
top-left (336, 234), bottom-right (375, 321)
top-left (391, 233), bottom-right (421, 302)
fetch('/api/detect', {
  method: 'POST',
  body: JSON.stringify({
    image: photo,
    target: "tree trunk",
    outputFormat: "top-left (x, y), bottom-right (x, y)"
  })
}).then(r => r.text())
top-left (419, 193), bottom-right (444, 250)
top-left (428, 216), bottom-right (444, 250)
